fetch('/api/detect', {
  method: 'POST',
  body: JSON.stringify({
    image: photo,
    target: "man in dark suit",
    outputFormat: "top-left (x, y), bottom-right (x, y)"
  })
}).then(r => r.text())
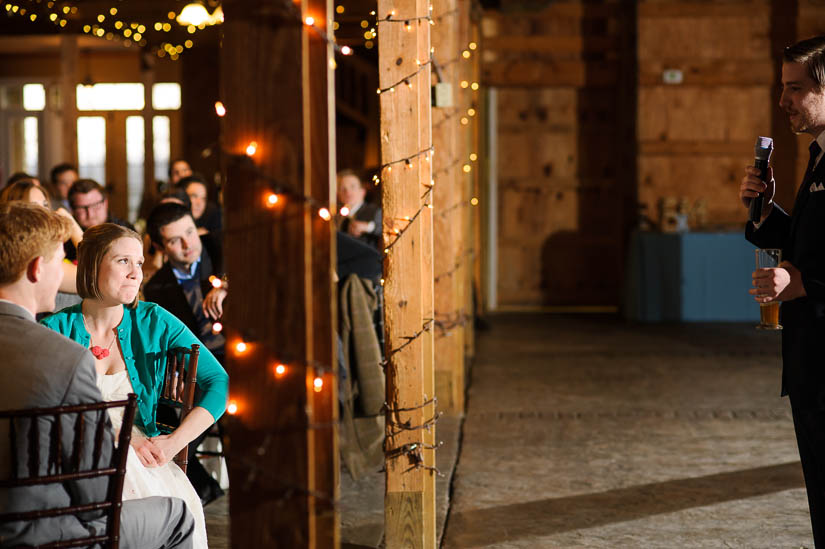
top-left (143, 202), bottom-right (226, 362)
top-left (143, 202), bottom-right (226, 504)
top-left (337, 170), bottom-right (382, 249)
top-left (740, 35), bottom-right (825, 545)
top-left (0, 202), bottom-right (195, 548)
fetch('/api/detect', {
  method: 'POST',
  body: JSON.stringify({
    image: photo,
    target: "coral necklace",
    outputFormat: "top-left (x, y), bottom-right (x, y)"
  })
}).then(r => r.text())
top-left (90, 332), bottom-right (116, 360)
top-left (83, 313), bottom-right (117, 360)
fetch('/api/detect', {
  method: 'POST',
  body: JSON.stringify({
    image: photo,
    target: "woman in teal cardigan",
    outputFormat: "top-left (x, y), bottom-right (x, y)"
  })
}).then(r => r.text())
top-left (41, 223), bottom-right (227, 549)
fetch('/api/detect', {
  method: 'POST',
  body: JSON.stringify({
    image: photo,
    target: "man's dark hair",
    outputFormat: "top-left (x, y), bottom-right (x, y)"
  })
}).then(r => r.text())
top-left (785, 35), bottom-right (825, 89)
top-left (67, 179), bottom-right (106, 204)
top-left (177, 174), bottom-right (208, 189)
top-left (6, 172), bottom-right (36, 187)
top-left (49, 163), bottom-right (77, 184)
top-left (146, 202), bottom-right (193, 246)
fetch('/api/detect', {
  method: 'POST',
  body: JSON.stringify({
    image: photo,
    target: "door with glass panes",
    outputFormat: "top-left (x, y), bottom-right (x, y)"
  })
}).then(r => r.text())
top-left (76, 82), bottom-right (181, 223)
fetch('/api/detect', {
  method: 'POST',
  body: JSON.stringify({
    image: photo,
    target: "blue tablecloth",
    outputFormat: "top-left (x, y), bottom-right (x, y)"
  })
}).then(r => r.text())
top-left (625, 231), bottom-right (759, 322)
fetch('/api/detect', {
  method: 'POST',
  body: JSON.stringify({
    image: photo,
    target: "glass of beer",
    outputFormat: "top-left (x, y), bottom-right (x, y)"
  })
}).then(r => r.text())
top-left (755, 248), bottom-right (782, 330)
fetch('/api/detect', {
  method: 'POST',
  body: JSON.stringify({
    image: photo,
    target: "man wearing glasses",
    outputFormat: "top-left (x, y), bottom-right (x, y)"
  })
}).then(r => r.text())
top-left (65, 179), bottom-right (135, 261)
top-left (68, 179), bottom-right (135, 232)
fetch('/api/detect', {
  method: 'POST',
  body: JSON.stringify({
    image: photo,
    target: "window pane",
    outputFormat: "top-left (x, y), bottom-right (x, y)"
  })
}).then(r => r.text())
top-left (23, 117), bottom-right (38, 175)
top-left (152, 83), bottom-right (181, 110)
top-left (153, 116), bottom-right (171, 183)
top-left (126, 116), bottom-right (145, 223)
top-left (7, 116), bottom-right (38, 176)
top-left (77, 116), bottom-right (106, 184)
top-left (76, 83), bottom-right (144, 111)
top-left (23, 84), bottom-right (45, 111)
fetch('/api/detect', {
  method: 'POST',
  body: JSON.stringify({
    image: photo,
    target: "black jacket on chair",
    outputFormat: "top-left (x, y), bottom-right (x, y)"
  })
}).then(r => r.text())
top-left (746, 155), bottom-right (825, 407)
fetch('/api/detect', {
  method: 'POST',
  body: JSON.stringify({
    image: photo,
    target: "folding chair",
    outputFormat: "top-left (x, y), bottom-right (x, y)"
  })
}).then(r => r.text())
top-left (157, 344), bottom-right (199, 474)
top-left (0, 393), bottom-right (137, 549)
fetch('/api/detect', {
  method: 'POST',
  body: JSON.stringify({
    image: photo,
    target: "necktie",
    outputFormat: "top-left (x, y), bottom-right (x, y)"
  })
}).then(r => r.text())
top-left (806, 141), bottom-right (822, 181)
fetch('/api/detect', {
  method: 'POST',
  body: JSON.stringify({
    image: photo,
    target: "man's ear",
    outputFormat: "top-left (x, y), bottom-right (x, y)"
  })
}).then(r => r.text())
top-left (26, 256), bottom-right (44, 283)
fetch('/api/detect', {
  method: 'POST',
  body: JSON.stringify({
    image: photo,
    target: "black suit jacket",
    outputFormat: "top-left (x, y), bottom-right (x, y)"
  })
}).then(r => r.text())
top-left (142, 246), bottom-right (219, 341)
top-left (747, 154), bottom-right (825, 407)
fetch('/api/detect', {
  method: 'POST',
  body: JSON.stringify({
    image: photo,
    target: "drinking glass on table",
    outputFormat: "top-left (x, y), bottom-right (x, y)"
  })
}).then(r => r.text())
top-left (755, 248), bottom-right (782, 330)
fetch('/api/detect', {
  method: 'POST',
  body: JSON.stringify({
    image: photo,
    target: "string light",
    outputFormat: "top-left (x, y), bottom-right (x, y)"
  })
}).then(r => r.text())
top-left (212, 321), bottom-right (223, 334)
top-left (469, 153), bottom-right (478, 161)
top-left (470, 197), bottom-right (479, 206)
top-left (214, 101), bottom-right (226, 117)
top-left (313, 376), bottom-right (324, 392)
top-left (318, 208), bottom-right (332, 221)
top-left (274, 364), bottom-right (287, 377)
top-left (235, 341), bottom-right (248, 354)
top-left (265, 192), bottom-right (280, 207)
top-left (304, 16), bottom-right (315, 26)
top-left (377, 59), bottom-right (433, 95)
top-left (340, 206), bottom-right (350, 216)
top-left (245, 141), bottom-right (258, 156)
top-left (226, 400), bottom-right (239, 415)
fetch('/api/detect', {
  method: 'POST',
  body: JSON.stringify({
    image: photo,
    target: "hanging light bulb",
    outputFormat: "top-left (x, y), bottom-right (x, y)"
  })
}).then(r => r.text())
top-left (176, 2), bottom-right (210, 26)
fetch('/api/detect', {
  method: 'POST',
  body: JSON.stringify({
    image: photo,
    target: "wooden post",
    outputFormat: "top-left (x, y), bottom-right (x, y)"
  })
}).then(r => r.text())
top-left (221, 0), bottom-right (338, 546)
top-left (59, 36), bottom-right (77, 165)
top-left (432, 0), bottom-right (465, 413)
top-left (457, 0), bottom-right (473, 359)
top-left (378, 0), bottom-right (437, 546)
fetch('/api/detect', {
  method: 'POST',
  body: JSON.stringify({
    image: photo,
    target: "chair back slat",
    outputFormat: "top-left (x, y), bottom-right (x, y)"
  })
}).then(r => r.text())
top-left (9, 419), bottom-right (17, 480)
top-left (27, 415), bottom-right (39, 478)
top-left (70, 412), bottom-right (84, 472)
top-left (158, 344), bottom-right (199, 473)
top-left (0, 394), bottom-right (137, 549)
top-left (54, 412), bottom-right (62, 472)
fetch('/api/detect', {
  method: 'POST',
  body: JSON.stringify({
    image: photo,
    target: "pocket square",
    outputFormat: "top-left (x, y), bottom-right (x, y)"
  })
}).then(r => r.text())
top-left (810, 182), bottom-right (825, 192)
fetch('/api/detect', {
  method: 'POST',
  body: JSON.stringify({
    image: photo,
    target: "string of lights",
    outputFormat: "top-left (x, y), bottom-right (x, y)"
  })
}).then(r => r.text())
top-left (382, 319), bottom-right (435, 366)
top-left (377, 59), bottom-right (433, 95)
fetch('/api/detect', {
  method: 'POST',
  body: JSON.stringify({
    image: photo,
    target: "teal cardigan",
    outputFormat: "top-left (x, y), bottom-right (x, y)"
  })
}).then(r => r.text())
top-left (41, 301), bottom-right (229, 437)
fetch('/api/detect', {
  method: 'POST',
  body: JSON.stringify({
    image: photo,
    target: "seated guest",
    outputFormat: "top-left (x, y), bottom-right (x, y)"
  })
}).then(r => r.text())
top-left (0, 180), bottom-right (83, 307)
top-left (180, 175), bottom-right (222, 238)
top-left (144, 203), bottom-right (226, 362)
top-left (68, 178), bottom-right (135, 232)
top-left (49, 162), bottom-right (78, 211)
top-left (169, 159), bottom-right (193, 186)
top-left (0, 202), bottom-right (196, 549)
top-left (66, 179), bottom-right (135, 261)
top-left (5, 171), bottom-right (40, 187)
top-left (141, 189), bottom-right (192, 282)
top-left (337, 169), bottom-right (382, 249)
top-left (41, 223), bottom-right (228, 549)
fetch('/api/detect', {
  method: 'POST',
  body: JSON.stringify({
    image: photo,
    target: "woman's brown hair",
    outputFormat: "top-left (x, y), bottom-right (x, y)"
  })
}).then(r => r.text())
top-left (76, 223), bottom-right (142, 308)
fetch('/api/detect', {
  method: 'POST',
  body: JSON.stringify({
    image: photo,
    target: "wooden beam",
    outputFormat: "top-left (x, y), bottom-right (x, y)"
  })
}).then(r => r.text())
top-left (378, 0), bottom-right (436, 546)
top-left (458, 0), bottom-right (472, 361)
top-left (638, 60), bottom-right (774, 86)
top-left (221, 0), bottom-right (337, 546)
top-left (432, 0), bottom-right (465, 416)
top-left (59, 36), bottom-right (77, 166)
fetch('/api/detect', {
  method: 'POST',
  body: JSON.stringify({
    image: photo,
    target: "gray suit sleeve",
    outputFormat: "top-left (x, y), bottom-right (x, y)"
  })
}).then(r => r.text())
top-left (61, 352), bottom-right (115, 521)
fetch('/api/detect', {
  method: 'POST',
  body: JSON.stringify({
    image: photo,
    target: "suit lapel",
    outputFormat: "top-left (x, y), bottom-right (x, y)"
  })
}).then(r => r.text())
top-left (788, 157), bottom-right (825, 255)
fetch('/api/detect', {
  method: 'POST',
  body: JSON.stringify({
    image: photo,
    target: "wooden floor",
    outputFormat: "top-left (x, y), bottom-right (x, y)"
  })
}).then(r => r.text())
top-left (442, 313), bottom-right (811, 548)
top-left (204, 313), bottom-right (815, 548)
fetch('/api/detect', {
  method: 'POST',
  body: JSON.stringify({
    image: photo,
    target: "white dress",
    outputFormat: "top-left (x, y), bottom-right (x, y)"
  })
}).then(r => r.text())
top-left (97, 370), bottom-right (208, 549)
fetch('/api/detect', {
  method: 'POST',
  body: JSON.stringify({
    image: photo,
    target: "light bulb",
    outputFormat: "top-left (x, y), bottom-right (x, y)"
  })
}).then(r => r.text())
top-left (318, 208), bottom-right (331, 221)
top-left (177, 3), bottom-right (210, 26)
top-left (245, 141), bottom-right (258, 156)
top-left (265, 193), bottom-right (280, 207)
top-left (226, 400), bottom-right (238, 414)
top-left (340, 206), bottom-right (350, 216)
top-left (214, 101), bottom-right (226, 117)
top-left (212, 321), bottom-right (223, 334)
top-left (235, 341), bottom-right (247, 354)
top-left (275, 364), bottom-right (287, 377)
top-left (313, 377), bottom-right (324, 392)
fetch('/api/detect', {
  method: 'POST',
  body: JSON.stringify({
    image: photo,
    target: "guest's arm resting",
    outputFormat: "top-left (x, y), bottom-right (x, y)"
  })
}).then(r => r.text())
top-left (150, 407), bottom-right (214, 466)
top-left (158, 305), bottom-right (229, 420)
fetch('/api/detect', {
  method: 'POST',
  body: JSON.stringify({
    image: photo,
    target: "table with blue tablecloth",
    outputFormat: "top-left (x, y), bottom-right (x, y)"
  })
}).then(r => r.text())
top-left (625, 231), bottom-right (759, 322)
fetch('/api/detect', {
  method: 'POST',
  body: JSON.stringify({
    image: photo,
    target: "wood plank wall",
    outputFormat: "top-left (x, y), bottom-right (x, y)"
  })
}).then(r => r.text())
top-left (637, 1), bottom-right (772, 231)
top-left (481, 0), bottom-right (825, 308)
top-left (481, 1), bottom-right (635, 307)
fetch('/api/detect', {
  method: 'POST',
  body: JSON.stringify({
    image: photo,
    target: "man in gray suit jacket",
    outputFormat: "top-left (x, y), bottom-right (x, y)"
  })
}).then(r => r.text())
top-left (0, 202), bottom-right (195, 548)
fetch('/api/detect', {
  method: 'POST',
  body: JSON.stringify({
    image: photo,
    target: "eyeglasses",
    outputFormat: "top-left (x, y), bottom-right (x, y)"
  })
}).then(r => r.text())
top-left (71, 198), bottom-right (105, 215)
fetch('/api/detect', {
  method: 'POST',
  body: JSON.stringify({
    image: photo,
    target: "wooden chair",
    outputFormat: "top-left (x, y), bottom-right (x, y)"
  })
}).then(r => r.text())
top-left (157, 344), bottom-right (200, 474)
top-left (0, 393), bottom-right (137, 549)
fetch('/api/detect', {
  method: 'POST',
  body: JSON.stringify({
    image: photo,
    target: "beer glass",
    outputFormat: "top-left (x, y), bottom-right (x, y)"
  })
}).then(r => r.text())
top-left (755, 248), bottom-right (782, 330)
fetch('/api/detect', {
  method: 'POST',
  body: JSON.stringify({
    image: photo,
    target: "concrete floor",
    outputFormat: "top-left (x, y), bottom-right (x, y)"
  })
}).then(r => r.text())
top-left (206, 313), bottom-right (815, 548)
top-left (442, 313), bottom-right (812, 548)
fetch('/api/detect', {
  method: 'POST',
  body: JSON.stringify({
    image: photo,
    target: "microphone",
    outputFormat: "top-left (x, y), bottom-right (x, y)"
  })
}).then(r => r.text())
top-left (749, 136), bottom-right (774, 223)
